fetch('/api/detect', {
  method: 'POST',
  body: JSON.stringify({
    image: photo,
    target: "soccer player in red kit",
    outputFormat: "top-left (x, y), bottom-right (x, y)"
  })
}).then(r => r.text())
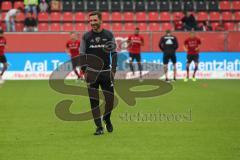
top-left (184, 31), bottom-right (201, 82)
top-left (127, 27), bottom-right (144, 79)
top-left (0, 29), bottom-right (7, 83)
top-left (66, 32), bottom-right (84, 80)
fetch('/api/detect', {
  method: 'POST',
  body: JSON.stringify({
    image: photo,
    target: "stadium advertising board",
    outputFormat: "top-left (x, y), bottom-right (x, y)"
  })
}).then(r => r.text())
top-left (2, 52), bottom-right (240, 80)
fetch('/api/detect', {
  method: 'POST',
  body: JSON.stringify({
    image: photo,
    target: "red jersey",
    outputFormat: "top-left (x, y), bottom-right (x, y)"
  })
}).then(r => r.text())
top-left (184, 37), bottom-right (201, 55)
top-left (0, 37), bottom-right (7, 56)
top-left (66, 39), bottom-right (80, 58)
top-left (127, 34), bottom-right (144, 54)
top-left (174, 20), bottom-right (183, 30)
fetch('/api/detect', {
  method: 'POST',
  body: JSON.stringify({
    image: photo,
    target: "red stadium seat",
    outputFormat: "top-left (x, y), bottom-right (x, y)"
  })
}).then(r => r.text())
top-left (149, 23), bottom-right (161, 31)
top-left (38, 12), bottom-right (49, 22)
top-left (63, 23), bottom-right (74, 32)
top-left (124, 23), bottom-right (136, 31)
top-left (161, 23), bottom-right (173, 31)
top-left (222, 12), bottom-right (233, 21)
top-left (75, 12), bottom-right (86, 22)
top-left (237, 22), bottom-right (240, 31)
top-left (123, 12), bottom-right (135, 21)
top-left (102, 12), bottom-right (110, 21)
top-left (172, 12), bottom-right (184, 21)
top-left (1, 1), bottom-right (12, 11)
top-left (0, 12), bottom-right (7, 21)
top-left (137, 23), bottom-right (147, 31)
top-left (197, 12), bottom-right (209, 21)
top-left (50, 12), bottom-right (61, 22)
top-left (209, 12), bottom-right (221, 21)
top-left (148, 12), bottom-right (159, 21)
top-left (211, 22), bottom-right (220, 30)
top-left (112, 23), bottom-right (123, 31)
top-left (87, 24), bottom-right (92, 31)
top-left (16, 12), bottom-right (25, 22)
top-left (102, 23), bottom-right (111, 30)
top-left (136, 12), bottom-right (147, 22)
top-left (75, 23), bottom-right (86, 32)
top-left (112, 12), bottom-right (122, 21)
top-left (50, 23), bottom-right (61, 32)
top-left (14, 1), bottom-right (24, 10)
top-left (38, 23), bottom-right (49, 32)
top-left (159, 12), bottom-right (171, 22)
top-left (219, 1), bottom-right (232, 11)
top-left (232, 1), bottom-right (240, 10)
top-left (224, 22), bottom-right (235, 31)
top-left (62, 12), bottom-right (73, 22)
top-left (234, 12), bottom-right (240, 21)
top-left (0, 23), bottom-right (6, 31)
top-left (15, 22), bottom-right (24, 32)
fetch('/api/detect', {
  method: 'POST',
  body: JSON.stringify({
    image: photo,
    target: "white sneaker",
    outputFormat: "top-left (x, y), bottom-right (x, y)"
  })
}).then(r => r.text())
top-left (0, 76), bottom-right (5, 84)
top-left (139, 78), bottom-right (144, 82)
top-left (184, 78), bottom-right (189, 82)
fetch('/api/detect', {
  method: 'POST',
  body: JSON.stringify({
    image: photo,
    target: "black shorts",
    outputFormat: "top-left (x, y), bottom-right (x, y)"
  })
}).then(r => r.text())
top-left (0, 55), bottom-right (7, 63)
top-left (129, 53), bottom-right (141, 62)
top-left (71, 56), bottom-right (81, 68)
top-left (187, 54), bottom-right (199, 63)
top-left (163, 53), bottom-right (177, 65)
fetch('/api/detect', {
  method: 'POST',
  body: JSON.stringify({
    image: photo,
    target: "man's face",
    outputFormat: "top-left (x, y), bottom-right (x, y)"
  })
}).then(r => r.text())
top-left (135, 29), bottom-right (139, 35)
top-left (89, 15), bottom-right (101, 31)
top-left (70, 33), bottom-right (77, 40)
top-left (190, 32), bottom-right (195, 38)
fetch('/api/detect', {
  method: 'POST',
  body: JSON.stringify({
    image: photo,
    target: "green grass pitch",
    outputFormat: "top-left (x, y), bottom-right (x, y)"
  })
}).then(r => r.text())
top-left (0, 80), bottom-right (240, 160)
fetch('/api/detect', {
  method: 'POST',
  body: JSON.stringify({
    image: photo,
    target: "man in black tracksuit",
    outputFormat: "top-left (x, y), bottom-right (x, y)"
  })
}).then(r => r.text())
top-left (80, 11), bottom-right (117, 135)
top-left (159, 30), bottom-right (179, 81)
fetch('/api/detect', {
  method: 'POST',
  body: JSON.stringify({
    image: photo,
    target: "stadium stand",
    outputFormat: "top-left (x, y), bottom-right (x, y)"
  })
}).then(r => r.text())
top-left (13, 1), bottom-right (24, 10)
top-left (136, 12), bottom-right (147, 22)
top-left (138, 22), bottom-right (148, 31)
top-left (112, 22), bottom-right (123, 31)
top-left (147, 0), bottom-right (158, 12)
top-left (184, 0), bottom-right (194, 12)
top-left (62, 23), bottom-right (74, 32)
top-left (123, 12), bottom-right (135, 22)
top-left (75, 0), bottom-right (85, 12)
top-left (122, 0), bottom-right (134, 12)
top-left (196, 0), bottom-right (207, 12)
top-left (159, 0), bottom-right (170, 12)
top-left (172, 0), bottom-right (182, 12)
top-left (149, 22), bottom-right (161, 31)
top-left (102, 22), bottom-right (111, 30)
top-left (135, 0), bottom-right (145, 12)
top-left (0, 0), bottom-right (240, 32)
top-left (1, 1), bottom-right (12, 11)
top-left (208, 0), bottom-right (219, 11)
top-left (99, 0), bottom-right (109, 11)
top-left (197, 12), bottom-right (209, 21)
top-left (38, 22), bottom-right (49, 31)
top-left (87, 0), bottom-right (98, 12)
top-left (111, 0), bottom-right (121, 12)
top-left (75, 23), bottom-right (86, 31)
top-left (102, 12), bottom-right (110, 21)
top-left (62, 0), bottom-right (73, 12)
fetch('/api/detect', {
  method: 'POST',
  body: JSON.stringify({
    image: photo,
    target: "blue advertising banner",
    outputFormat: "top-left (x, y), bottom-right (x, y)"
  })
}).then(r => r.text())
top-left (2, 52), bottom-right (240, 79)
